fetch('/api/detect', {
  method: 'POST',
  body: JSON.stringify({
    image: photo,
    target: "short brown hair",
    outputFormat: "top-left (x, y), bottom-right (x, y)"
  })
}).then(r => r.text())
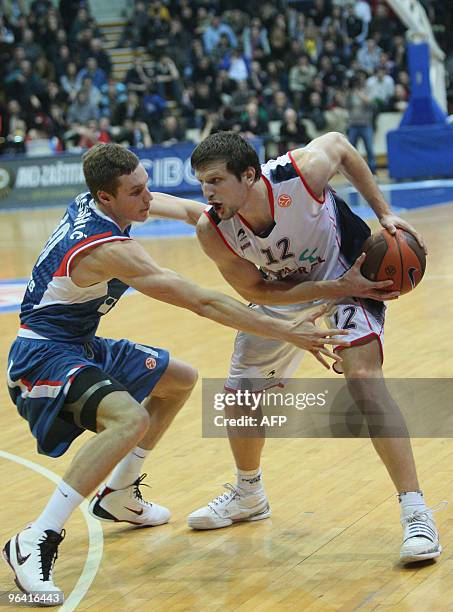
top-left (191, 132), bottom-right (261, 181)
top-left (82, 143), bottom-right (139, 202)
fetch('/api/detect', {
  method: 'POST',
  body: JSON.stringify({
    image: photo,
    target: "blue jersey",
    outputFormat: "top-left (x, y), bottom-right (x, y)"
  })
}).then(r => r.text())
top-left (19, 192), bottom-right (132, 344)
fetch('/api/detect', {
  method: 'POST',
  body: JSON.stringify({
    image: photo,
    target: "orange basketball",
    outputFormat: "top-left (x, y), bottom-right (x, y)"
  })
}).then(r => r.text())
top-left (360, 228), bottom-right (426, 295)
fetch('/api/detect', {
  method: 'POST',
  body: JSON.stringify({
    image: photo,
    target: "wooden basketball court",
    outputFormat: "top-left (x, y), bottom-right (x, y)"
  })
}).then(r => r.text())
top-left (0, 202), bottom-right (452, 610)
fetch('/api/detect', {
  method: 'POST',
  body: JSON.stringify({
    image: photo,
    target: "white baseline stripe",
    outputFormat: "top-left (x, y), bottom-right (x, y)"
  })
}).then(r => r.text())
top-left (0, 450), bottom-right (103, 612)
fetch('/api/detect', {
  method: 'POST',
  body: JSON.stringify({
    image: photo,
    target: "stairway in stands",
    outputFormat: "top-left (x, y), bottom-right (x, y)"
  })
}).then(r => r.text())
top-left (99, 21), bottom-right (139, 81)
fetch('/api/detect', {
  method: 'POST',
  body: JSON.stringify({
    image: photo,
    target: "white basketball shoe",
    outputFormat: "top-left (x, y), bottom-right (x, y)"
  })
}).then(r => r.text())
top-left (400, 506), bottom-right (442, 563)
top-left (188, 483), bottom-right (271, 530)
top-left (88, 473), bottom-right (171, 527)
top-left (3, 526), bottom-right (64, 605)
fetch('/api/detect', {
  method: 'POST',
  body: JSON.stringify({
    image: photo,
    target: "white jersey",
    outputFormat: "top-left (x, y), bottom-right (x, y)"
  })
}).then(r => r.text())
top-left (204, 152), bottom-right (357, 311)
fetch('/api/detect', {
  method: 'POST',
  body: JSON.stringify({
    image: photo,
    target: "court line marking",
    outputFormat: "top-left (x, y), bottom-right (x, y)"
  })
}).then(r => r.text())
top-left (0, 450), bottom-right (103, 611)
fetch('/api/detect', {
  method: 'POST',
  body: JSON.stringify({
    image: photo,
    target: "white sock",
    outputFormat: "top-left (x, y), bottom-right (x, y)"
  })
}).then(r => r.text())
top-left (33, 481), bottom-right (84, 533)
top-left (399, 491), bottom-right (427, 517)
top-left (106, 446), bottom-right (150, 490)
top-left (236, 468), bottom-right (263, 495)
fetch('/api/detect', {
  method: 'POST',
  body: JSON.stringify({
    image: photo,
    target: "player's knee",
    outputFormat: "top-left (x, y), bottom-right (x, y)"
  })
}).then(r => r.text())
top-left (179, 364), bottom-right (198, 391)
top-left (113, 402), bottom-right (150, 438)
top-left (97, 394), bottom-right (149, 435)
top-left (127, 405), bottom-right (150, 437)
top-left (153, 361), bottom-right (198, 399)
top-left (345, 366), bottom-right (376, 380)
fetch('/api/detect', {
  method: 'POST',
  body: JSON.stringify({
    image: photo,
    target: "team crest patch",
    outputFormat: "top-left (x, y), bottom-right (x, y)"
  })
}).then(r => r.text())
top-left (278, 194), bottom-right (292, 208)
top-left (145, 357), bottom-right (157, 370)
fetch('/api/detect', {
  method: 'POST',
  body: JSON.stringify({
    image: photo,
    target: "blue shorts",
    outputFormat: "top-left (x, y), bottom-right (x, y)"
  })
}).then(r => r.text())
top-left (7, 336), bottom-right (170, 458)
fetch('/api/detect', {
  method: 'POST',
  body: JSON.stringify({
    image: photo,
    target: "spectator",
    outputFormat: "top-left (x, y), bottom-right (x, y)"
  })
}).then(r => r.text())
top-left (5, 59), bottom-right (46, 113)
top-left (54, 44), bottom-right (72, 79)
top-left (325, 89), bottom-right (349, 133)
top-left (390, 83), bottom-right (409, 112)
top-left (0, 15), bottom-right (15, 51)
top-left (369, 3), bottom-right (403, 53)
top-left (145, 1), bottom-right (171, 53)
top-left (124, 55), bottom-right (154, 94)
top-left (67, 89), bottom-right (99, 124)
top-left (346, 71), bottom-right (376, 173)
top-left (60, 61), bottom-right (80, 101)
top-left (343, 3), bottom-right (363, 42)
top-left (203, 15), bottom-right (237, 54)
top-left (226, 48), bottom-right (249, 83)
top-left (266, 90), bottom-right (289, 121)
top-left (304, 91), bottom-right (327, 132)
top-left (76, 57), bottom-right (107, 92)
top-left (19, 29), bottom-right (42, 63)
top-left (167, 18), bottom-right (192, 69)
top-left (289, 55), bottom-right (318, 106)
top-left (357, 38), bottom-right (383, 75)
top-left (59, 0), bottom-right (80, 34)
top-left (69, 7), bottom-right (91, 46)
top-left (4, 99), bottom-right (27, 154)
top-left (279, 108), bottom-right (310, 152)
top-left (269, 14), bottom-right (289, 61)
top-left (159, 115), bottom-right (185, 146)
top-left (154, 55), bottom-right (182, 102)
top-left (243, 18), bottom-right (271, 62)
top-left (112, 91), bottom-right (144, 127)
top-left (240, 100), bottom-right (269, 138)
top-left (78, 75), bottom-right (102, 108)
top-left (192, 56), bottom-right (217, 86)
top-left (119, 0), bottom-right (148, 48)
top-left (99, 79), bottom-right (127, 118)
top-left (88, 39), bottom-right (111, 77)
top-left (230, 78), bottom-right (255, 112)
top-left (366, 66), bottom-right (395, 111)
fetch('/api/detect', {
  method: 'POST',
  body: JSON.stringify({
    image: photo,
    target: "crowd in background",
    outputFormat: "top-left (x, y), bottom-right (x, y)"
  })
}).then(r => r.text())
top-left (0, 0), bottom-right (451, 161)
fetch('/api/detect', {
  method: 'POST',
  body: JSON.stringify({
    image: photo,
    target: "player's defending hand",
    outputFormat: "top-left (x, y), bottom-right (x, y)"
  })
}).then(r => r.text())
top-left (288, 304), bottom-right (350, 370)
top-left (338, 253), bottom-right (400, 301)
top-left (379, 214), bottom-right (427, 255)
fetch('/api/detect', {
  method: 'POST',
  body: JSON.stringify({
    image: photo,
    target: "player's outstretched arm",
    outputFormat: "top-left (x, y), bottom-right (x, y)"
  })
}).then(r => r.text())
top-left (196, 215), bottom-right (398, 305)
top-left (292, 132), bottom-right (426, 251)
top-left (84, 240), bottom-right (349, 361)
top-left (150, 192), bottom-right (206, 226)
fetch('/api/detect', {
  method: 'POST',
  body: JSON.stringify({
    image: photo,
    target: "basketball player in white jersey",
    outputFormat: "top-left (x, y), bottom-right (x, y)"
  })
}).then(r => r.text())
top-left (155, 131), bottom-right (440, 564)
top-left (4, 143), bottom-right (355, 603)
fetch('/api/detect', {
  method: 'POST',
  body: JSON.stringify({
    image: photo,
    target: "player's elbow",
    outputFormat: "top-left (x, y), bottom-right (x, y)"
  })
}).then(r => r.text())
top-left (187, 204), bottom-right (204, 226)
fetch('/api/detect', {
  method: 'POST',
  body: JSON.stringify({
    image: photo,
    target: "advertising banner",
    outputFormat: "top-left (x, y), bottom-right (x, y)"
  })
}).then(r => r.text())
top-left (0, 139), bottom-right (264, 210)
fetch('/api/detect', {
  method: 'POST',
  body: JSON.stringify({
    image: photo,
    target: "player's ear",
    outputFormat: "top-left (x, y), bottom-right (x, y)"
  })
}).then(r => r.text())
top-left (97, 190), bottom-right (113, 206)
top-left (243, 166), bottom-right (256, 185)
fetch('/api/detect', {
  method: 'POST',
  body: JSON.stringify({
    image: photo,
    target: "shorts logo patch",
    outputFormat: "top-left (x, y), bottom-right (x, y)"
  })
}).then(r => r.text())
top-left (145, 357), bottom-right (157, 370)
top-left (278, 194), bottom-right (292, 208)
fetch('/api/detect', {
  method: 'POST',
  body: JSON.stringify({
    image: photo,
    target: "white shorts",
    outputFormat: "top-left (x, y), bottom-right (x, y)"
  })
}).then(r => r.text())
top-left (226, 299), bottom-right (386, 392)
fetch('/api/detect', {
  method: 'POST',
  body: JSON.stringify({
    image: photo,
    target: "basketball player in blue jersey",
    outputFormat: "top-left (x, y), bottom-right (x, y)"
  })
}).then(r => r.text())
top-left (3, 143), bottom-right (354, 602)
top-left (153, 131), bottom-right (440, 564)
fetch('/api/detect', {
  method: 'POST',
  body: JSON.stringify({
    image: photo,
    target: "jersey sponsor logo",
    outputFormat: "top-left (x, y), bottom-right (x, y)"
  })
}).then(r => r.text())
top-left (278, 194), bottom-right (292, 208)
top-left (298, 247), bottom-right (326, 275)
top-left (145, 357), bottom-right (157, 370)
